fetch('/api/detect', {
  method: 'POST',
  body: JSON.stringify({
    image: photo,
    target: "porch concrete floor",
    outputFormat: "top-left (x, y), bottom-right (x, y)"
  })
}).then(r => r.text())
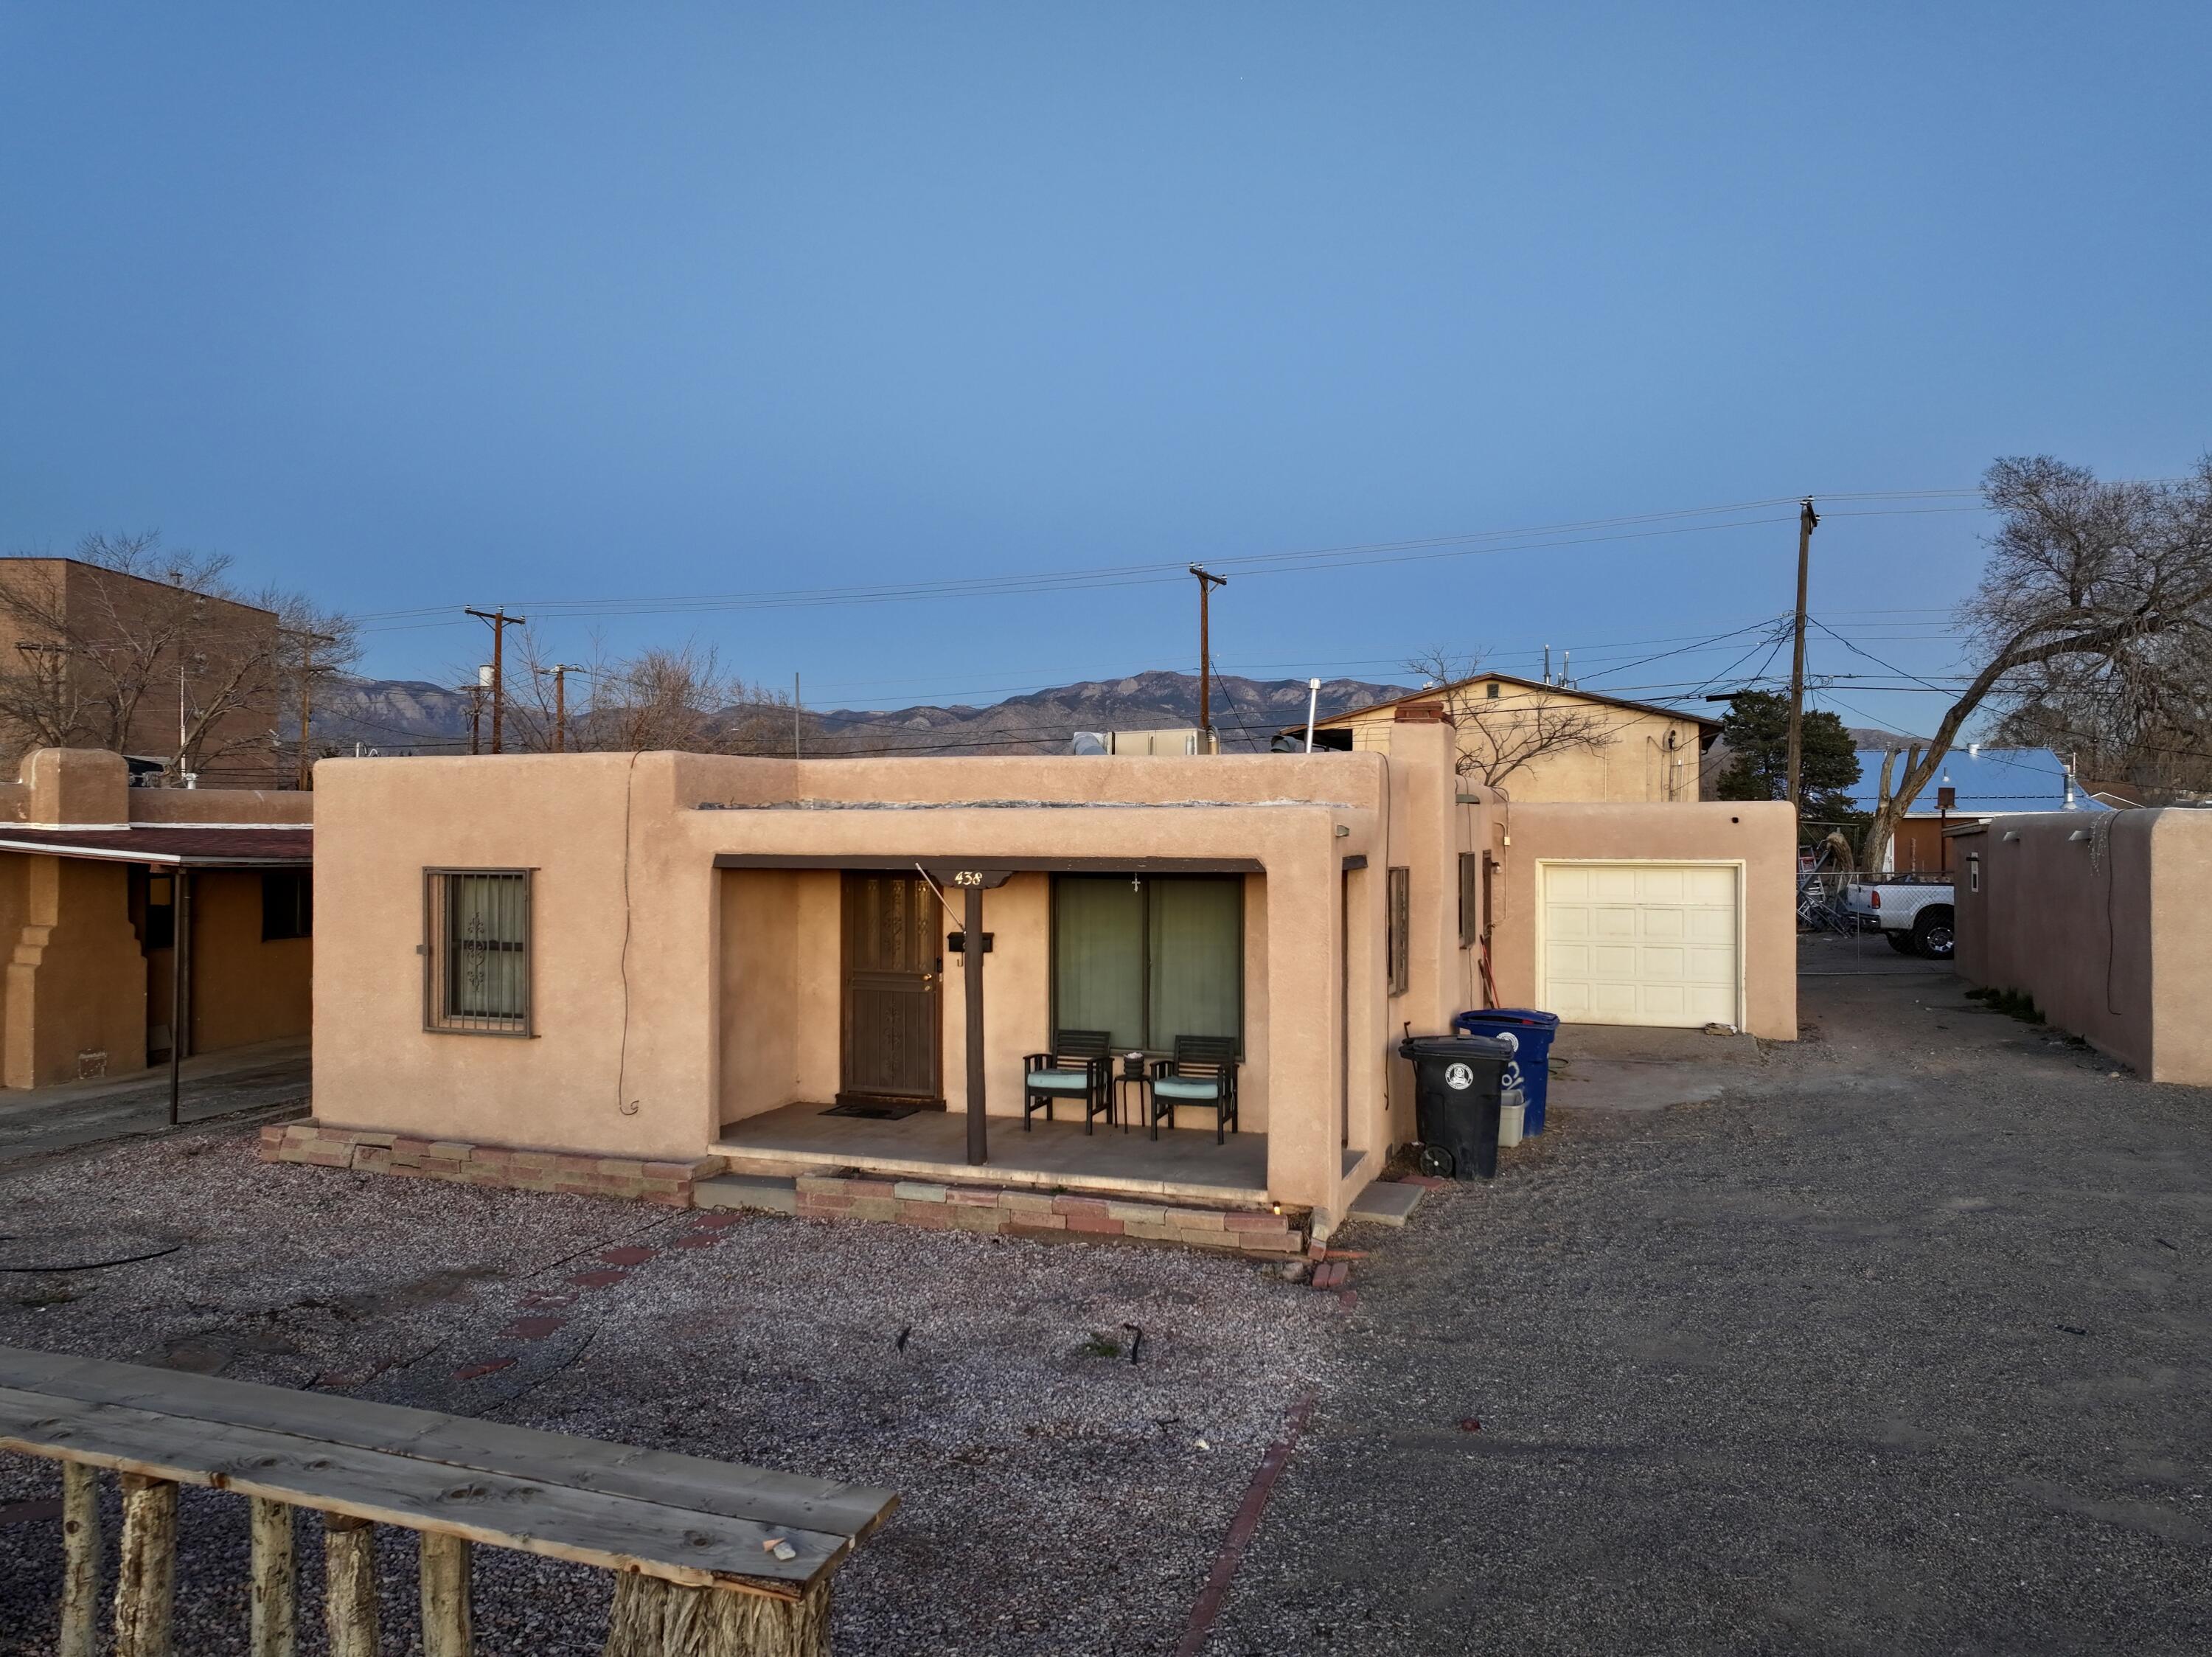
top-left (713, 1100), bottom-right (1268, 1205)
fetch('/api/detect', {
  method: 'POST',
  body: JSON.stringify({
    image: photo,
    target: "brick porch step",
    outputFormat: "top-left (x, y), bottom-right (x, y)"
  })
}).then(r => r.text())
top-left (789, 1173), bottom-right (1306, 1257)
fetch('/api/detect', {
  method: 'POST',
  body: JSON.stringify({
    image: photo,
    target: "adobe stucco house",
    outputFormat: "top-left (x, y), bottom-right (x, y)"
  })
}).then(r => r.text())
top-left (279, 715), bottom-right (1795, 1247)
top-left (1295, 674), bottom-right (1719, 802)
top-left (0, 748), bottom-right (313, 1088)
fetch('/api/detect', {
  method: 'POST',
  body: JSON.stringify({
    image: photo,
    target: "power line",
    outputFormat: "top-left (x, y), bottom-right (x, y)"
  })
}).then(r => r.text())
top-left (351, 491), bottom-right (1990, 628)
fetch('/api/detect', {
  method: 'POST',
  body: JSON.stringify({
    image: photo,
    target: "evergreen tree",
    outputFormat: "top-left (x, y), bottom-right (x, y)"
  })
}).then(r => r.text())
top-left (1711, 690), bottom-right (1863, 839)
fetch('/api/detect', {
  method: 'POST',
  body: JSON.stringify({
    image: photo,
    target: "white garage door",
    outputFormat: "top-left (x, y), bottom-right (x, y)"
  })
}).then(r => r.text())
top-left (1540, 862), bottom-right (1740, 1029)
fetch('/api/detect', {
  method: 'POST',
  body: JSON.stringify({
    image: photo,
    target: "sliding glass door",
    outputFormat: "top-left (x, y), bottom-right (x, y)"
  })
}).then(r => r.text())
top-left (1052, 875), bottom-right (1242, 1052)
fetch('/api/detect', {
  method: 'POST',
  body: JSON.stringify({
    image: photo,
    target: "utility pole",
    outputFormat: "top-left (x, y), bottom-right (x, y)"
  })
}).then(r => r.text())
top-left (1784, 497), bottom-right (1818, 807)
top-left (287, 627), bottom-right (337, 791)
top-left (548, 664), bottom-right (586, 752)
top-left (1189, 566), bottom-right (1228, 751)
top-left (464, 608), bottom-right (527, 754)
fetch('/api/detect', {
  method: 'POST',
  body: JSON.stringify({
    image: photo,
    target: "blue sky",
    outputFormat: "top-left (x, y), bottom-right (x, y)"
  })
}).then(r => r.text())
top-left (3, 3), bottom-right (2206, 731)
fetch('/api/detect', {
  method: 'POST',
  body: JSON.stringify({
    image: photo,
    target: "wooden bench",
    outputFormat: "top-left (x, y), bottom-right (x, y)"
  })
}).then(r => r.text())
top-left (0, 1345), bottom-right (897, 1656)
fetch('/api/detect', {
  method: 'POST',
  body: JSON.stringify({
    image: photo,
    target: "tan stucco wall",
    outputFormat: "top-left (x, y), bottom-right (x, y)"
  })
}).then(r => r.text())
top-left (4, 856), bottom-right (147, 1086)
top-left (1484, 799), bottom-right (1799, 1040)
top-left (1326, 685), bottom-right (1705, 803)
top-left (134, 790), bottom-right (315, 825)
top-left (1954, 810), bottom-right (2212, 1083)
top-left (186, 870), bottom-right (313, 1052)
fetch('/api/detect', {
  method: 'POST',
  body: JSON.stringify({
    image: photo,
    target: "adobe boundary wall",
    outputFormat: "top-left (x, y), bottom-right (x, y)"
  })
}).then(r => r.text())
top-left (1952, 809), bottom-right (2212, 1085)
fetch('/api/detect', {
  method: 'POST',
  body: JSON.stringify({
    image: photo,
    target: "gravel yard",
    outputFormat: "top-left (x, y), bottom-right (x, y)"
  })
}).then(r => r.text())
top-left (1204, 937), bottom-right (2212, 1656)
top-left (0, 1133), bottom-right (1338, 1655)
top-left (12, 937), bottom-right (2208, 1656)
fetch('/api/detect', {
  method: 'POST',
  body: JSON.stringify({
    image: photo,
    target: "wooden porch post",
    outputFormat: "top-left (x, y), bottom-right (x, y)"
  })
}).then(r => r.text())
top-left (964, 883), bottom-right (986, 1166)
top-left (167, 866), bottom-right (192, 1127)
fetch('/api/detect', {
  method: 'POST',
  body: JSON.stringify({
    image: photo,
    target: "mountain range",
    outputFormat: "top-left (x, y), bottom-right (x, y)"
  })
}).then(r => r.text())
top-left (309, 669), bottom-right (1413, 757)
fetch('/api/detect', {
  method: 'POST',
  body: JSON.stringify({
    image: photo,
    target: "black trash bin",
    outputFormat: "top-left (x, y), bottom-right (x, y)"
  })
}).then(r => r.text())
top-left (1398, 1033), bottom-right (1514, 1181)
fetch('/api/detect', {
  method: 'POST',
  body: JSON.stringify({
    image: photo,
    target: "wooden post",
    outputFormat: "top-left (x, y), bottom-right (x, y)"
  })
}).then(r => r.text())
top-left (1784, 496), bottom-right (1817, 807)
top-left (167, 866), bottom-right (192, 1128)
top-left (322, 1512), bottom-right (379, 1657)
top-left (248, 1497), bottom-right (297, 1657)
top-left (964, 881), bottom-right (986, 1166)
top-left (58, 1461), bottom-right (101, 1657)
top-left (605, 1574), bottom-right (830, 1657)
top-left (112, 1473), bottom-right (178, 1657)
top-left (420, 1531), bottom-right (473, 1656)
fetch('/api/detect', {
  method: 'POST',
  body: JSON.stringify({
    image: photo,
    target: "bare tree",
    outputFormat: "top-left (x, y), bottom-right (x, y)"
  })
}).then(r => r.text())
top-left (485, 631), bottom-right (793, 755)
top-left (1403, 648), bottom-right (1617, 791)
top-left (1861, 454), bottom-right (2212, 867)
top-left (0, 531), bottom-right (351, 784)
top-left (1987, 625), bottom-right (2212, 800)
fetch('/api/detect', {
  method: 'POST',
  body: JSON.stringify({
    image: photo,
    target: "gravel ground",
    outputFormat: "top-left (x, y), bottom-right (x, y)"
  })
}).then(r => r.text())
top-left (0, 1133), bottom-right (1337, 1654)
top-left (1204, 935), bottom-right (2212, 1655)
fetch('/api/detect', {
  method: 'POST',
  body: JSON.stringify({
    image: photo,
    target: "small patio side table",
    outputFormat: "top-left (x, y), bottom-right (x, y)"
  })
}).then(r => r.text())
top-left (1113, 1053), bottom-right (1150, 1134)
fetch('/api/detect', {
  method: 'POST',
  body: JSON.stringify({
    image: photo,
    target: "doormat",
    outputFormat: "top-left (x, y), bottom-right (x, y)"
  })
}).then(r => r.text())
top-left (823, 1101), bottom-right (925, 1121)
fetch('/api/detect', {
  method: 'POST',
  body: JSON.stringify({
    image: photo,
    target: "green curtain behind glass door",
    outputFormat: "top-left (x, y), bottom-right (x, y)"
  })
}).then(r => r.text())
top-left (1149, 878), bottom-right (1242, 1049)
top-left (1052, 877), bottom-right (1145, 1050)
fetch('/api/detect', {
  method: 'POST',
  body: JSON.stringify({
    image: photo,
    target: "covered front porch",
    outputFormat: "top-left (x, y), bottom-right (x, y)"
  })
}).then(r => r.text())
top-left (712, 845), bottom-right (1365, 1212)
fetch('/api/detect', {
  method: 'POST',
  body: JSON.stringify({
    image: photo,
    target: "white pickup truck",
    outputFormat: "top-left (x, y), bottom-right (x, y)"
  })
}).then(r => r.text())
top-left (1843, 876), bottom-right (1955, 959)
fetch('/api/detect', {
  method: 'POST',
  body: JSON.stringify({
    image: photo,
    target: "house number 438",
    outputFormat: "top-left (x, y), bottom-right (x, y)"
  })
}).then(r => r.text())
top-left (950, 871), bottom-right (987, 886)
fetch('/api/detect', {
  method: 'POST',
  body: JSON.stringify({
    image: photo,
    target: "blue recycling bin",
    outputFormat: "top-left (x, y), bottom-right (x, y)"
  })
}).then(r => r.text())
top-left (1451, 1009), bottom-right (1561, 1133)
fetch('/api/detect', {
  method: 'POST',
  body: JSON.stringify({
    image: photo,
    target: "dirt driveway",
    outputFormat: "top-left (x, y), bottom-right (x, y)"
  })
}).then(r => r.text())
top-left (1205, 933), bottom-right (2212, 1655)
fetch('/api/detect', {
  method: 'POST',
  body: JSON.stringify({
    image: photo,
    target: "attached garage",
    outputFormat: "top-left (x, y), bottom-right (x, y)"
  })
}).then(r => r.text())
top-left (1538, 861), bottom-right (1742, 1029)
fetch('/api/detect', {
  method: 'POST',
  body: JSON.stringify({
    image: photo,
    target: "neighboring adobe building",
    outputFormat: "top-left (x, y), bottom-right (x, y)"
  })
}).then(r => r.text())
top-left (1290, 674), bottom-right (1719, 802)
top-left (0, 748), bottom-right (312, 1088)
top-left (0, 556), bottom-right (287, 788)
top-left (278, 714), bottom-right (1795, 1245)
top-left (1952, 808), bottom-right (2212, 1085)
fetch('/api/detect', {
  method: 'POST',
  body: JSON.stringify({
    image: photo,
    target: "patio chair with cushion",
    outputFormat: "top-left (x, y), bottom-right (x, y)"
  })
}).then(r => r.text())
top-left (1023, 1029), bottom-right (1113, 1133)
top-left (1147, 1035), bottom-right (1239, 1144)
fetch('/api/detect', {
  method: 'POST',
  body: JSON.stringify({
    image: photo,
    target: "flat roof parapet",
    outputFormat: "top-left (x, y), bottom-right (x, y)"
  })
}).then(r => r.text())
top-left (696, 797), bottom-right (1355, 811)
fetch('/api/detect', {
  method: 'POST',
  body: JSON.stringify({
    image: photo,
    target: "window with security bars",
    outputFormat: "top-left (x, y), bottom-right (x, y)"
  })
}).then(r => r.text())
top-left (425, 869), bottom-right (532, 1034)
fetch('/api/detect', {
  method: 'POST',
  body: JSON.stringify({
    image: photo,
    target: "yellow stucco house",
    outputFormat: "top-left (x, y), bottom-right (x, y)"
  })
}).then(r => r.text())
top-left (1293, 674), bottom-right (1719, 803)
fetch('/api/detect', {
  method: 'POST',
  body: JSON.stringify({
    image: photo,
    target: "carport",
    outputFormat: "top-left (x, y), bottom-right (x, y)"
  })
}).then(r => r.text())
top-left (0, 825), bottom-right (313, 1114)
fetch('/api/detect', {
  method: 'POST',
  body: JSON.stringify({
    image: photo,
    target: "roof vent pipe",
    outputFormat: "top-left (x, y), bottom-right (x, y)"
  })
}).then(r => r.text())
top-left (1304, 678), bottom-right (1321, 754)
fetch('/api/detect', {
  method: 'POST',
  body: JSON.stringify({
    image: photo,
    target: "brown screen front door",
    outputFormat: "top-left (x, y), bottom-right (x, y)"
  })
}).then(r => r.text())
top-left (839, 872), bottom-right (944, 1107)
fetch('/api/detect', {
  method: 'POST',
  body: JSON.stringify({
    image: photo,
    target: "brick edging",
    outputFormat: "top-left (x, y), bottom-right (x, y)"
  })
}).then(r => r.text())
top-left (795, 1174), bottom-right (1307, 1257)
top-left (258, 1123), bottom-right (718, 1208)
